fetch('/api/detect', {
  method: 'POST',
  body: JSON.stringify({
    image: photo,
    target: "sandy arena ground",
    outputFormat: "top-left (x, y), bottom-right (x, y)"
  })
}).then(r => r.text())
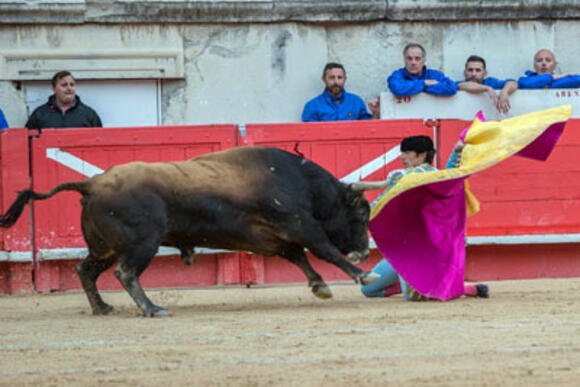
top-left (0, 278), bottom-right (579, 386)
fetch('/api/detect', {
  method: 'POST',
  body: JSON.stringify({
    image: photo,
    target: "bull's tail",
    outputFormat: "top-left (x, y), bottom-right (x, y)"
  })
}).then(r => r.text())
top-left (0, 181), bottom-right (88, 228)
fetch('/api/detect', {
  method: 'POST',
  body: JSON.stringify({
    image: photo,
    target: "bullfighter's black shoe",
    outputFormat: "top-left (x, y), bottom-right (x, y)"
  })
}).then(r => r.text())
top-left (475, 284), bottom-right (490, 298)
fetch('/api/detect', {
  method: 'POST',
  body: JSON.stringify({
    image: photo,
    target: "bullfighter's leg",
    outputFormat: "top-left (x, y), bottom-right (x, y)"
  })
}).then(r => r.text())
top-left (281, 247), bottom-right (332, 299)
top-left (76, 252), bottom-right (118, 315)
top-left (114, 245), bottom-right (167, 317)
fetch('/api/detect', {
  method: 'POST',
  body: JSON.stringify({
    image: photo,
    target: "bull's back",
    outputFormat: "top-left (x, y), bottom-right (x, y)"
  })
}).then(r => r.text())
top-left (87, 147), bottom-right (317, 204)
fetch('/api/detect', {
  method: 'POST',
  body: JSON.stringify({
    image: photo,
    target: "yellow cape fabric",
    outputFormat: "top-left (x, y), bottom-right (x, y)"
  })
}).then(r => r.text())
top-left (370, 104), bottom-right (572, 220)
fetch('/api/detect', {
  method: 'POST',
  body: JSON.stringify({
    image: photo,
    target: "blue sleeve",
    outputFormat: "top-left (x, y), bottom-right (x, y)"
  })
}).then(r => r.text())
top-left (445, 149), bottom-right (459, 169)
top-left (387, 70), bottom-right (425, 97)
top-left (301, 100), bottom-right (318, 122)
top-left (424, 71), bottom-right (457, 95)
top-left (518, 73), bottom-right (553, 89)
top-left (0, 109), bottom-right (8, 130)
top-left (483, 77), bottom-right (507, 90)
top-left (551, 75), bottom-right (580, 89)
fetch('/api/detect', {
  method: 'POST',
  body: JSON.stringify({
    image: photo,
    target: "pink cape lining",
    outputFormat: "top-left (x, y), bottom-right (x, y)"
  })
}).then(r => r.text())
top-left (369, 118), bottom-right (566, 301)
top-left (369, 178), bottom-right (468, 301)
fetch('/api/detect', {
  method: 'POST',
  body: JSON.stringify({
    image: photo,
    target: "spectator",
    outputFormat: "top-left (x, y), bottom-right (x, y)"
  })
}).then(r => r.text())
top-left (518, 49), bottom-right (580, 89)
top-left (456, 55), bottom-right (517, 114)
top-left (0, 108), bottom-right (8, 130)
top-left (387, 43), bottom-right (457, 97)
top-left (302, 62), bottom-right (378, 122)
top-left (26, 71), bottom-right (102, 130)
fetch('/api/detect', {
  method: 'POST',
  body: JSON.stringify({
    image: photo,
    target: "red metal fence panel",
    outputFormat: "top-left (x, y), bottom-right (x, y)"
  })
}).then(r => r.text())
top-left (1, 117), bottom-right (578, 294)
top-left (29, 125), bottom-right (238, 292)
top-left (0, 129), bottom-right (33, 293)
top-left (437, 119), bottom-right (580, 237)
top-left (239, 119), bottom-right (432, 285)
top-left (437, 118), bottom-right (580, 280)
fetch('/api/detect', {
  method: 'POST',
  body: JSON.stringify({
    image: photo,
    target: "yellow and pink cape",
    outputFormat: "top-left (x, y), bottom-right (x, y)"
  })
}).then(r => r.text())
top-left (369, 105), bottom-right (572, 300)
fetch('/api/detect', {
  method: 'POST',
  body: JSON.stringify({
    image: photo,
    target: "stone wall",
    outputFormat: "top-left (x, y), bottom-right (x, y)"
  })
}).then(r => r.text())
top-left (0, 1), bottom-right (578, 126)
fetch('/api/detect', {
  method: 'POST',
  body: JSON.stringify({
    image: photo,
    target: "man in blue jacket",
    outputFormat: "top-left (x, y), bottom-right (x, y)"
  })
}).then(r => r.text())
top-left (518, 49), bottom-right (580, 89)
top-left (387, 43), bottom-right (457, 97)
top-left (302, 62), bottom-right (377, 122)
top-left (456, 55), bottom-right (517, 113)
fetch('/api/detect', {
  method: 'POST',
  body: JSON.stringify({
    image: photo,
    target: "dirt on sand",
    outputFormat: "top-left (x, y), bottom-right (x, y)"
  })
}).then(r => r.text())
top-left (0, 278), bottom-right (579, 386)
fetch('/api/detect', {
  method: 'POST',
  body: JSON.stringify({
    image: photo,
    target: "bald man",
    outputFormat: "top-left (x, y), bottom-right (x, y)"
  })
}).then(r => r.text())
top-left (518, 49), bottom-right (580, 89)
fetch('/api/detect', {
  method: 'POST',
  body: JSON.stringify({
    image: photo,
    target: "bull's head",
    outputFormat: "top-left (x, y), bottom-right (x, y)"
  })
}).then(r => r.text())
top-left (341, 181), bottom-right (391, 263)
top-left (326, 186), bottom-right (372, 264)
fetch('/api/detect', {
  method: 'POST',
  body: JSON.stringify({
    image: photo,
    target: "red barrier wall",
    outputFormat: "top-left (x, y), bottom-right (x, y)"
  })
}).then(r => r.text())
top-left (29, 125), bottom-right (238, 292)
top-left (240, 119), bottom-right (432, 284)
top-left (437, 119), bottom-right (580, 236)
top-left (0, 129), bottom-right (33, 294)
top-left (0, 118), bottom-right (578, 294)
top-left (438, 119), bottom-right (580, 280)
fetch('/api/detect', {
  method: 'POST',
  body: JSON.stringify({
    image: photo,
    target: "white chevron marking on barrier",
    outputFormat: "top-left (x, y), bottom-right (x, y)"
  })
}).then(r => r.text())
top-left (46, 148), bottom-right (104, 178)
top-left (340, 145), bottom-right (401, 183)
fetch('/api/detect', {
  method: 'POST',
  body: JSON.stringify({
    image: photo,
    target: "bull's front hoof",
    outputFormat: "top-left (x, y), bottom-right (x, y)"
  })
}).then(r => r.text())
top-left (312, 283), bottom-right (333, 299)
top-left (359, 272), bottom-right (380, 286)
top-left (144, 306), bottom-right (169, 318)
top-left (92, 304), bottom-right (114, 316)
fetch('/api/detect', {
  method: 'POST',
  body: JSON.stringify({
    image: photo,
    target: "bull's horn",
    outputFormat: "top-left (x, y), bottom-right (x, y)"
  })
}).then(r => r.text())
top-left (349, 181), bottom-right (389, 191)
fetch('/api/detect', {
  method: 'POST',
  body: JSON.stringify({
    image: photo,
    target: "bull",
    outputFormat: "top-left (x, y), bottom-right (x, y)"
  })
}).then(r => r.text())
top-left (0, 146), bottom-right (380, 317)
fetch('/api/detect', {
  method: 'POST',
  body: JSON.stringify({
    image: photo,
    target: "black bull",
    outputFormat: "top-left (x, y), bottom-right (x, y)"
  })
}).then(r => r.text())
top-left (0, 146), bottom-right (383, 316)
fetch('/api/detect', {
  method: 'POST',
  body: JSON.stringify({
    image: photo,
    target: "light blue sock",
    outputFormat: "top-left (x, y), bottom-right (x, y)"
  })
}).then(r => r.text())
top-left (361, 258), bottom-right (400, 297)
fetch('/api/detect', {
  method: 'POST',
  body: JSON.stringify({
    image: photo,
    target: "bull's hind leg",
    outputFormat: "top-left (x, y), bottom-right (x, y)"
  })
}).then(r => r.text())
top-left (114, 245), bottom-right (167, 317)
top-left (281, 247), bottom-right (332, 299)
top-left (76, 252), bottom-right (117, 315)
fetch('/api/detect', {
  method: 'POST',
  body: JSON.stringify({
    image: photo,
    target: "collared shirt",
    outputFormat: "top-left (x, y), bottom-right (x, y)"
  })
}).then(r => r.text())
top-left (301, 89), bottom-right (372, 122)
top-left (455, 77), bottom-right (516, 90)
top-left (387, 66), bottom-right (457, 97)
top-left (518, 70), bottom-right (580, 89)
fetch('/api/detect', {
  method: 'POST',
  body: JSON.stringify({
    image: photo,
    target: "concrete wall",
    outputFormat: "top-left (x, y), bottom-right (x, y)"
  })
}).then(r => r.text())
top-left (1, 1), bottom-right (579, 127)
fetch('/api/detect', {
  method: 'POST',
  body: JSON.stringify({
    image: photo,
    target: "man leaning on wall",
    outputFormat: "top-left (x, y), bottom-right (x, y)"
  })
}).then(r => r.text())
top-left (302, 62), bottom-right (379, 122)
top-left (387, 43), bottom-right (457, 98)
top-left (456, 55), bottom-right (517, 114)
top-left (518, 49), bottom-right (580, 89)
top-left (25, 71), bottom-right (102, 130)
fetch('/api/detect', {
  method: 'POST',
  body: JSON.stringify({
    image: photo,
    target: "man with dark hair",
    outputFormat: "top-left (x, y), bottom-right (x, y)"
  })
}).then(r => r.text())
top-left (518, 49), bottom-right (580, 89)
top-left (360, 135), bottom-right (489, 301)
top-left (301, 62), bottom-right (377, 122)
top-left (456, 55), bottom-right (517, 114)
top-left (387, 43), bottom-right (457, 97)
top-left (26, 71), bottom-right (102, 130)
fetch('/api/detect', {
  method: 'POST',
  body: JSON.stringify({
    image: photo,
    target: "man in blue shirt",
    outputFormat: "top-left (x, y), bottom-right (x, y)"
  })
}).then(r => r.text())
top-left (302, 62), bottom-right (377, 122)
top-left (387, 43), bottom-right (457, 97)
top-left (456, 55), bottom-right (517, 114)
top-left (518, 49), bottom-right (580, 89)
top-left (0, 108), bottom-right (8, 130)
